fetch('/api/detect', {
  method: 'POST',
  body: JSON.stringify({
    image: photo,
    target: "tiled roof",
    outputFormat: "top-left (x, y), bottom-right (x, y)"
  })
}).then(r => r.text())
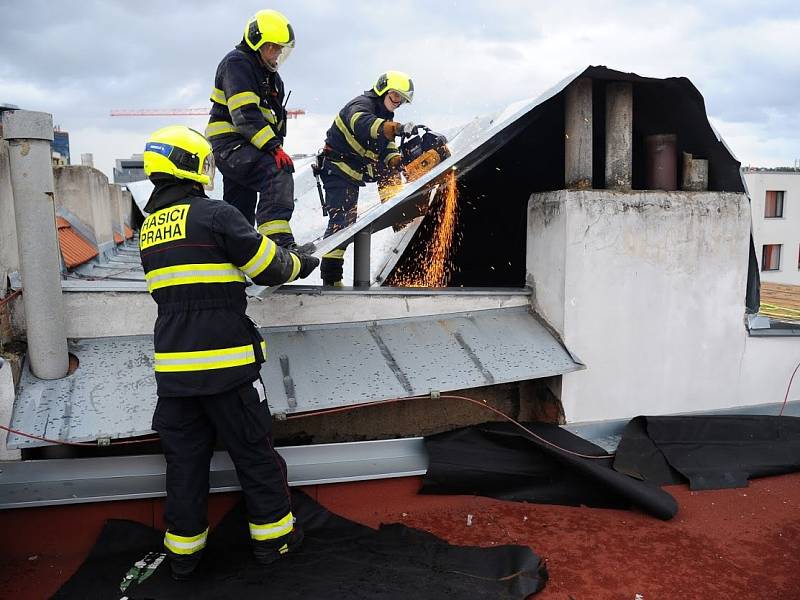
top-left (56, 217), bottom-right (98, 269)
top-left (761, 282), bottom-right (800, 322)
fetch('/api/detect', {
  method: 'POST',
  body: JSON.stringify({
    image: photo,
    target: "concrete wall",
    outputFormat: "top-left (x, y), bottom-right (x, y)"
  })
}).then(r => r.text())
top-left (744, 171), bottom-right (800, 285)
top-left (527, 189), bottom-right (800, 423)
top-left (119, 188), bottom-right (133, 228)
top-left (108, 184), bottom-right (123, 239)
top-left (53, 166), bottom-right (115, 254)
top-left (0, 139), bottom-right (19, 294)
top-left (0, 357), bottom-right (21, 460)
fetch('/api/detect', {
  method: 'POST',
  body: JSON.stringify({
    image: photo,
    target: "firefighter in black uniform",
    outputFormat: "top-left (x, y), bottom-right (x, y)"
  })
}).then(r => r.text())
top-left (319, 71), bottom-right (414, 286)
top-left (206, 9), bottom-right (301, 248)
top-left (139, 125), bottom-right (319, 579)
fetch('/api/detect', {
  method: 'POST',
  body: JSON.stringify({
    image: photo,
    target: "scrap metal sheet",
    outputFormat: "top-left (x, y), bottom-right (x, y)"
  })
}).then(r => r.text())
top-left (8, 306), bottom-right (582, 448)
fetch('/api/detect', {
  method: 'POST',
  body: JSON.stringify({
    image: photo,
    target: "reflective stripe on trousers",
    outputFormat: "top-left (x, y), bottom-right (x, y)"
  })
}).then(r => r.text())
top-left (154, 341), bottom-right (267, 372)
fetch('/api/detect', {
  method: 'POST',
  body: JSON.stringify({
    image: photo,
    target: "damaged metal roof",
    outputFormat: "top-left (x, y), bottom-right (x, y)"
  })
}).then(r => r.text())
top-left (7, 305), bottom-right (582, 448)
top-left (314, 66), bottom-right (746, 258)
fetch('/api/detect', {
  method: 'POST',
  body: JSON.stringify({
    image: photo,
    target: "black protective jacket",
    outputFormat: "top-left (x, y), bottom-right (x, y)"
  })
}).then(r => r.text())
top-left (324, 90), bottom-right (402, 185)
top-left (139, 180), bottom-right (302, 397)
top-left (206, 43), bottom-right (287, 156)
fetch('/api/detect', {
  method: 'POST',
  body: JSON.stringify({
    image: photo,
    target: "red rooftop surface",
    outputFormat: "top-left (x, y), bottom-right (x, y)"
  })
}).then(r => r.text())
top-left (1, 473), bottom-right (798, 599)
top-left (55, 216), bottom-right (98, 269)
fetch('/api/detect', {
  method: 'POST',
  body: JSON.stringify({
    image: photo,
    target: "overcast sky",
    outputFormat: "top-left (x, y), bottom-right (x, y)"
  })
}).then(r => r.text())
top-left (1, 0), bottom-right (798, 178)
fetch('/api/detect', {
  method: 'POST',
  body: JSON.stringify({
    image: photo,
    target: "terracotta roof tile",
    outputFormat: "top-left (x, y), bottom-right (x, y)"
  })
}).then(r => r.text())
top-left (56, 219), bottom-right (98, 269)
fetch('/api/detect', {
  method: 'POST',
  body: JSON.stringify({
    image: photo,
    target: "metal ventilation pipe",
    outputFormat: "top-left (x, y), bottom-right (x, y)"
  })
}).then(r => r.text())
top-left (1, 110), bottom-right (68, 379)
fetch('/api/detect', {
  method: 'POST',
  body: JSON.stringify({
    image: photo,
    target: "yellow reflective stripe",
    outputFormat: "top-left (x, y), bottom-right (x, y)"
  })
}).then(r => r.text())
top-left (287, 253), bottom-right (302, 282)
top-left (164, 528), bottom-right (208, 555)
top-left (331, 160), bottom-right (363, 182)
top-left (205, 121), bottom-right (237, 138)
top-left (145, 263), bottom-right (245, 292)
top-left (240, 235), bottom-right (278, 278)
top-left (349, 111), bottom-right (364, 131)
top-left (370, 118), bottom-right (385, 140)
top-left (210, 88), bottom-right (226, 105)
top-left (387, 141), bottom-right (398, 152)
top-left (334, 115), bottom-right (378, 160)
top-left (251, 124), bottom-right (276, 149)
top-left (227, 91), bottom-right (260, 112)
top-left (154, 341), bottom-right (267, 373)
top-left (384, 151), bottom-right (401, 166)
top-left (323, 249), bottom-right (345, 260)
top-left (258, 220), bottom-right (292, 236)
top-left (259, 106), bottom-right (277, 123)
top-left (249, 513), bottom-right (295, 541)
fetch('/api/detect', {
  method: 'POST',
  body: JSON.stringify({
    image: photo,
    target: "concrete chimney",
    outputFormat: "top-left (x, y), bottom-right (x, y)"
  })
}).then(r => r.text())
top-left (1, 110), bottom-right (69, 380)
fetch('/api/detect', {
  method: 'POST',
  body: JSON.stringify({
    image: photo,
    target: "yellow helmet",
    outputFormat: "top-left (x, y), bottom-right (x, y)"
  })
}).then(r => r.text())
top-left (244, 10), bottom-right (295, 58)
top-left (373, 71), bottom-right (414, 103)
top-left (144, 126), bottom-right (215, 187)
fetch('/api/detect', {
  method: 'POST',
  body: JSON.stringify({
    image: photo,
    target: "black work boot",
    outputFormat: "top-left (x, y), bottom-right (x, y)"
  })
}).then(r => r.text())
top-left (168, 551), bottom-right (203, 581)
top-left (252, 525), bottom-right (304, 566)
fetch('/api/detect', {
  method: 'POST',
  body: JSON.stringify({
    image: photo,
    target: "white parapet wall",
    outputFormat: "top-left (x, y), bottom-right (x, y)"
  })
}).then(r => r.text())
top-left (108, 184), bottom-right (123, 241)
top-left (0, 357), bottom-right (21, 460)
top-left (527, 189), bottom-right (800, 422)
top-left (53, 166), bottom-right (115, 256)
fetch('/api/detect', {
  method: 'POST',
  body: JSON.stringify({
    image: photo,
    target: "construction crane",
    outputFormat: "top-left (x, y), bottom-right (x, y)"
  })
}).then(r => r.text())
top-left (110, 108), bottom-right (305, 118)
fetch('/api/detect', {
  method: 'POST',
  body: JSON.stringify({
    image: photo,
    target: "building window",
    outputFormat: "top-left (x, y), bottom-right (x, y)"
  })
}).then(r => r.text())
top-left (764, 191), bottom-right (785, 218)
top-left (762, 244), bottom-right (782, 271)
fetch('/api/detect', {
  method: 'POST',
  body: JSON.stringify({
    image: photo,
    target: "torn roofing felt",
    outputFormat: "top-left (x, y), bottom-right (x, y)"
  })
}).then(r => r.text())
top-left (613, 415), bottom-right (800, 490)
top-left (53, 491), bottom-right (548, 599)
top-left (8, 306), bottom-right (582, 447)
top-left (421, 422), bottom-right (678, 521)
top-left (316, 65), bottom-right (758, 308)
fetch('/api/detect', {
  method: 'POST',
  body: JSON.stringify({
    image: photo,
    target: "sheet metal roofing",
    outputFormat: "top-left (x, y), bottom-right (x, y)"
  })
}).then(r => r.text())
top-left (7, 306), bottom-right (582, 448)
top-left (55, 216), bottom-right (98, 269)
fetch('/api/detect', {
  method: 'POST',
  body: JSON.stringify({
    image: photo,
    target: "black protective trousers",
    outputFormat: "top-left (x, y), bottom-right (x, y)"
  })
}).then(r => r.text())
top-left (152, 379), bottom-right (291, 538)
top-left (216, 143), bottom-right (295, 246)
top-left (320, 168), bottom-right (360, 284)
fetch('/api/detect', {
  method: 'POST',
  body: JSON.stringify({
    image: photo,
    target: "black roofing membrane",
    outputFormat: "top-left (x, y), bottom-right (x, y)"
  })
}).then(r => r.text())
top-left (421, 422), bottom-right (678, 520)
top-left (613, 415), bottom-right (800, 490)
top-left (54, 491), bottom-right (547, 599)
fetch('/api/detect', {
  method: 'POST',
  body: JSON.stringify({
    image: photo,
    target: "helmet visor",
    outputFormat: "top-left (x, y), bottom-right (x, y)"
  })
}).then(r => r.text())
top-left (262, 43), bottom-right (293, 71)
top-left (202, 153), bottom-right (216, 191)
top-left (275, 44), bottom-right (293, 69)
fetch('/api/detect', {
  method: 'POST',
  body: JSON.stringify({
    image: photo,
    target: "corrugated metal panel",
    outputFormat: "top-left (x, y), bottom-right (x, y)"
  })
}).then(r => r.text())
top-left (7, 306), bottom-right (581, 448)
top-left (56, 217), bottom-right (98, 269)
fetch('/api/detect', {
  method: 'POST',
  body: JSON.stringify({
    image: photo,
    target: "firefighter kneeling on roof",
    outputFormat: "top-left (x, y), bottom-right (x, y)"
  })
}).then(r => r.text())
top-left (139, 125), bottom-right (318, 580)
top-left (317, 71), bottom-right (415, 287)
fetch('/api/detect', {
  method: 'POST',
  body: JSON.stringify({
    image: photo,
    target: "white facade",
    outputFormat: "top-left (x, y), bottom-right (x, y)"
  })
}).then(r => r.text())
top-left (744, 170), bottom-right (800, 285)
top-left (527, 189), bottom-right (800, 423)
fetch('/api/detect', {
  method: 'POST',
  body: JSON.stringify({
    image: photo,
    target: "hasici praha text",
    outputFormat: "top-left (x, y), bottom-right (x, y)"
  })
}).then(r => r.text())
top-left (140, 204), bottom-right (189, 250)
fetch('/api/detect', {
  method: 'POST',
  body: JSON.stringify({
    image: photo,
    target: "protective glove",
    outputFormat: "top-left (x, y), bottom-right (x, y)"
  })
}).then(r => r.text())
top-left (388, 154), bottom-right (403, 169)
top-left (399, 122), bottom-right (417, 137)
top-left (272, 146), bottom-right (294, 171)
top-left (383, 121), bottom-right (403, 140)
top-left (292, 252), bottom-right (320, 279)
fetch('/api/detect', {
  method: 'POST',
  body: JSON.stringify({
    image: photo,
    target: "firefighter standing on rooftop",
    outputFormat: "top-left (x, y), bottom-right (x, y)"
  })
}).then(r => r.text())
top-left (139, 125), bottom-right (318, 580)
top-left (206, 9), bottom-right (303, 249)
top-left (318, 71), bottom-right (414, 286)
